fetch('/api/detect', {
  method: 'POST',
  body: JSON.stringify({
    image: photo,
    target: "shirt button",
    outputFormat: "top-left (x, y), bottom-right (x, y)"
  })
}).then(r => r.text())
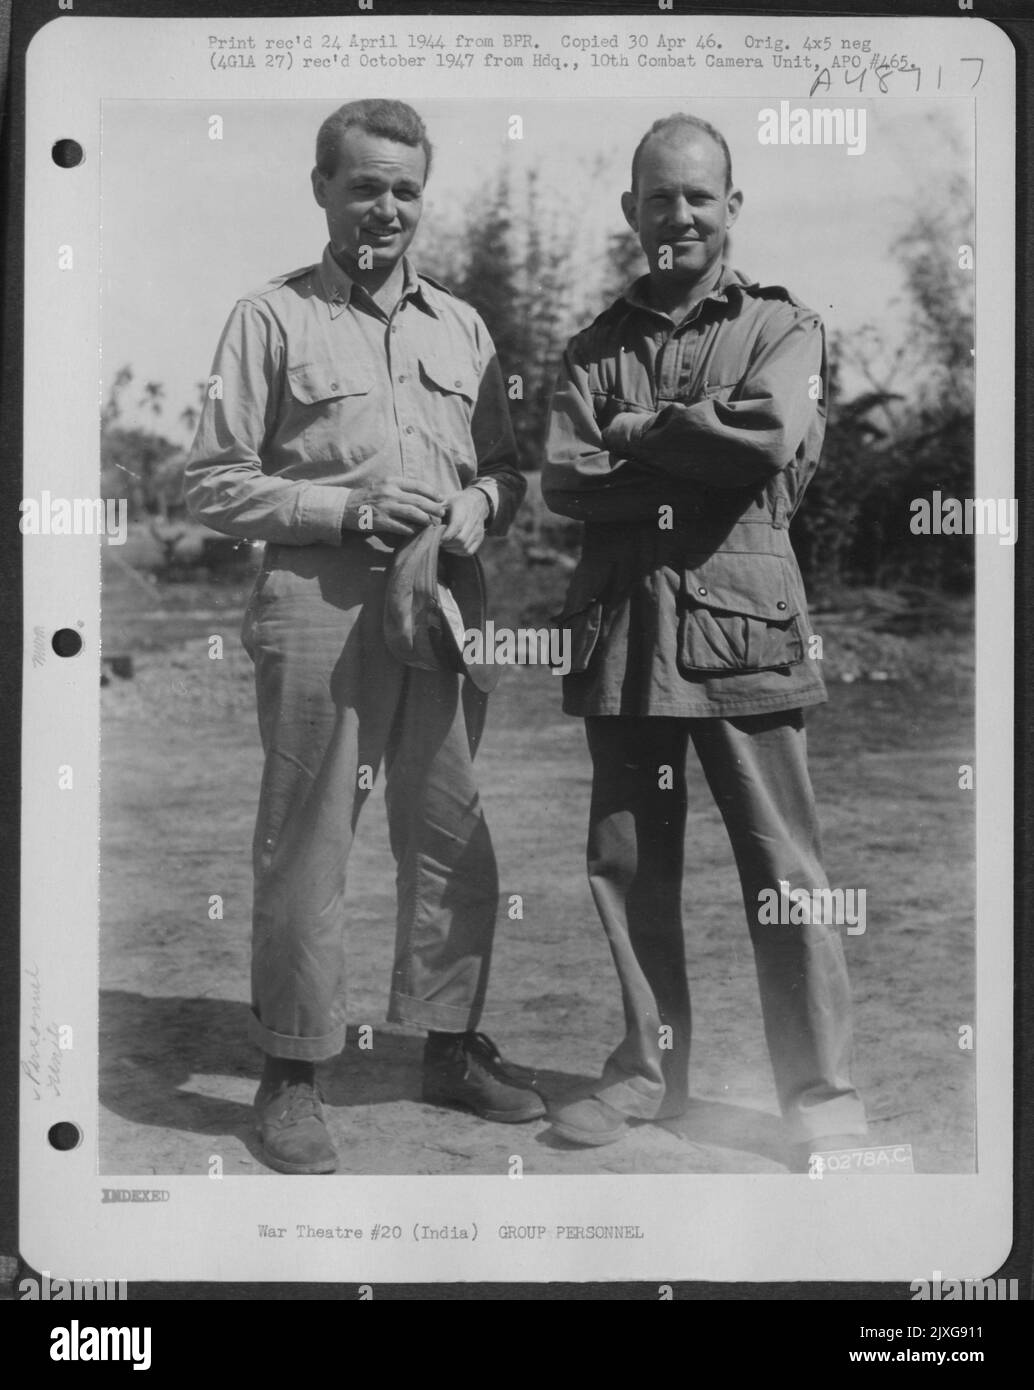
top-left (398, 374), bottom-right (407, 384)
top-left (391, 325), bottom-right (399, 334)
top-left (776, 600), bottom-right (787, 611)
top-left (405, 425), bottom-right (415, 435)
top-left (697, 586), bottom-right (708, 597)
top-left (329, 381), bottom-right (339, 392)
top-left (454, 379), bottom-right (463, 388)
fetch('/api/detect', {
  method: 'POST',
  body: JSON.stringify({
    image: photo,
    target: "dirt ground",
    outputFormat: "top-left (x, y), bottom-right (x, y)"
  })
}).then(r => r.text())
top-left (98, 554), bottom-right (976, 1176)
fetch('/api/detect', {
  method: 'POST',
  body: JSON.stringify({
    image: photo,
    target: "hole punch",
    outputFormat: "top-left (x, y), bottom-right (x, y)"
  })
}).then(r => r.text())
top-left (51, 139), bottom-right (83, 168)
top-left (47, 1122), bottom-right (82, 1152)
top-left (52, 628), bottom-right (83, 658)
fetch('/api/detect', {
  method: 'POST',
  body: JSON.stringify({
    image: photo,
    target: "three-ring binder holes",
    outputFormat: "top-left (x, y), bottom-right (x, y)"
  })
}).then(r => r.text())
top-left (52, 628), bottom-right (83, 658)
top-left (51, 139), bottom-right (83, 168)
top-left (48, 1122), bottom-right (82, 1151)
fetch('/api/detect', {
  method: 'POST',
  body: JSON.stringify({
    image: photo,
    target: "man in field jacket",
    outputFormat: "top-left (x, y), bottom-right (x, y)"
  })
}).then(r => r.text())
top-left (542, 113), bottom-right (868, 1168)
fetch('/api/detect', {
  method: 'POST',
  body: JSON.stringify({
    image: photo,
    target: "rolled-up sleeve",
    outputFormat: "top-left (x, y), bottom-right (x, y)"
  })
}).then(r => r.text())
top-left (183, 300), bottom-right (351, 546)
top-left (604, 305), bottom-right (825, 489)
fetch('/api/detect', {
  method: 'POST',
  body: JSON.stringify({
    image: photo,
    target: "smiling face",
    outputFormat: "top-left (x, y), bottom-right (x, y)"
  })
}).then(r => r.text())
top-left (311, 129), bottom-right (427, 274)
top-left (621, 130), bottom-right (742, 286)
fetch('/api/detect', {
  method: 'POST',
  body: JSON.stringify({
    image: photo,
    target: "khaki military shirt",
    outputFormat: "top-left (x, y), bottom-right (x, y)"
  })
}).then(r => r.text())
top-left (184, 246), bottom-right (524, 548)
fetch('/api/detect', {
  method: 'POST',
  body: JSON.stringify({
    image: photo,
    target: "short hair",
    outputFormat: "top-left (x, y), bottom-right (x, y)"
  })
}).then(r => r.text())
top-left (630, 114), bottom-right (733, 194)
top-left (315, 99), bottom-right (433, 181)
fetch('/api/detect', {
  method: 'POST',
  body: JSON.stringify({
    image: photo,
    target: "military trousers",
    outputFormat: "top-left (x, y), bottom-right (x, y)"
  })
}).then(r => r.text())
top-left (584, 710), bottom-right (867, 1142)
top-left (241, 539), bottom-right (498, 1062)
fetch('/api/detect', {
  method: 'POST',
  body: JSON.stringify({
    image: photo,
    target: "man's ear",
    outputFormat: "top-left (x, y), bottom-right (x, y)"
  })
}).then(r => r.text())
top-left (725, 188), bottom-right (743, 229)
top-left (620, 190), bottom-right (639, 234)
top-left (311, 166), bottom-right (327, 209)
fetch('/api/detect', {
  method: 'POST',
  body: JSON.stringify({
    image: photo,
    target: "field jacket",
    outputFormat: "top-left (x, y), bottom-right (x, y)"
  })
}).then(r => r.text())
top-left (542, 266), bottom-right (829, 718)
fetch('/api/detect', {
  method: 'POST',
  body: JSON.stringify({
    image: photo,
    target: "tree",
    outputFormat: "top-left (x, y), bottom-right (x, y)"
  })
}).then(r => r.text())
top-left (513, 170), bottom-right (586, 471)
top-left (101, 364), bottom-right (134, 431)
top-left (794, 162), bottom-right (975, 592)
top-left (600, 225), bottom-right (646, 307)
top-left (100, 424), bottom-right (182, 518)
top-left (456, 171), bottom-right (523, 375)
top-left (138, 380), bottom-right (166, 422)
top-left (455, 170), bottom-right (574, 471)
top-left (101, 365), bottom-right (182, 518)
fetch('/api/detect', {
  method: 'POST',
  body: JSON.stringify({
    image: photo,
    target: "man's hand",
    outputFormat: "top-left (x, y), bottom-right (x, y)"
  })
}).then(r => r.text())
top-left (440, 488), bottom-right (490, 556)
top-left (602, 410), bottom-right (655, 455)
top-left (342, 480), bottom-right (445, 536)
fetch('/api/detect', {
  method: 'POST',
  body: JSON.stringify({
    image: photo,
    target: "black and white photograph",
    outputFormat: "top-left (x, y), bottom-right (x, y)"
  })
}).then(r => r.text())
top-left (16, 6), bottom-right (1018, 1292)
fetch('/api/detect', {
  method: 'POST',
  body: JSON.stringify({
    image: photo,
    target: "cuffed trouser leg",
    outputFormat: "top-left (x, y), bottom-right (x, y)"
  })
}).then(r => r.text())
top-left (689, 711), bottom-right (867, 1142)
top-left (243, 542), bottom-right (497, 1061)
top-left (585, 717), bottom-right (693, 1120)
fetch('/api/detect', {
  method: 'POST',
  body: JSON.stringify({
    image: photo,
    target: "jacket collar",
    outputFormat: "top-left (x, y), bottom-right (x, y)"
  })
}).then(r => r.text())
top-left (317, 244), bottom-right (439, 319)
top-left (622, 263), bottom-right (756, 321)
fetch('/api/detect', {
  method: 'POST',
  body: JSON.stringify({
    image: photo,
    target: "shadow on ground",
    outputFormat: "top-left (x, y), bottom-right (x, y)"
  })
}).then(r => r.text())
top-left (99, 991), bottom-right (792, 1175)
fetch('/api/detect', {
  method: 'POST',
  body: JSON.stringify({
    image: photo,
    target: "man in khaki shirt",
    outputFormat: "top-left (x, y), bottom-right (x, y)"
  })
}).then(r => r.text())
top-left (185, 100), bottom-right (538, 1174)
top-left (543, 114), bottom-right (868, 1169)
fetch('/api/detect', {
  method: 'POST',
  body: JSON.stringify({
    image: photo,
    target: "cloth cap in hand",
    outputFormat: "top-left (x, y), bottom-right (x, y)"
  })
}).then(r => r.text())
top-left (383, 522), bottom-right (500, 693)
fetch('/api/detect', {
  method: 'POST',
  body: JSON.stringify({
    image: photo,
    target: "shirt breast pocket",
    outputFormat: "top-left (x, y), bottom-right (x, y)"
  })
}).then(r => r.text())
top-left (286, 361), bottom-right (376, 466)
top-left (418, 357), bottom-right (479, 473)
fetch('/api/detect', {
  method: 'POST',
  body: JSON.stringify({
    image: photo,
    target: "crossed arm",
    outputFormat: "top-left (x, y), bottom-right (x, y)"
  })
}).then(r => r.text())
top-left (542, 306), bottom-right (824, 523)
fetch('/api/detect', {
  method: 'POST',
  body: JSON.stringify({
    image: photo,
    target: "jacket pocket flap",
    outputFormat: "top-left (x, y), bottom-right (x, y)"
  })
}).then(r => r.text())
top-left (683, 552), bottom-right (800, 621)
top-left (551, 600), bottom-right (603, 675)
top-left (287, 362), bottom-right (372, 404)
top-left (419, 358), bottom-right (478, 402)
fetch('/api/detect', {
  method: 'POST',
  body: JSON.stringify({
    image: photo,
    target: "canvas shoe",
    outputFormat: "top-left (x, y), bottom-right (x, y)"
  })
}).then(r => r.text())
top-left (254, 1070), bottom-right (338, 1175)
top-left (548, 1095), bottom-right (630, 1147)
